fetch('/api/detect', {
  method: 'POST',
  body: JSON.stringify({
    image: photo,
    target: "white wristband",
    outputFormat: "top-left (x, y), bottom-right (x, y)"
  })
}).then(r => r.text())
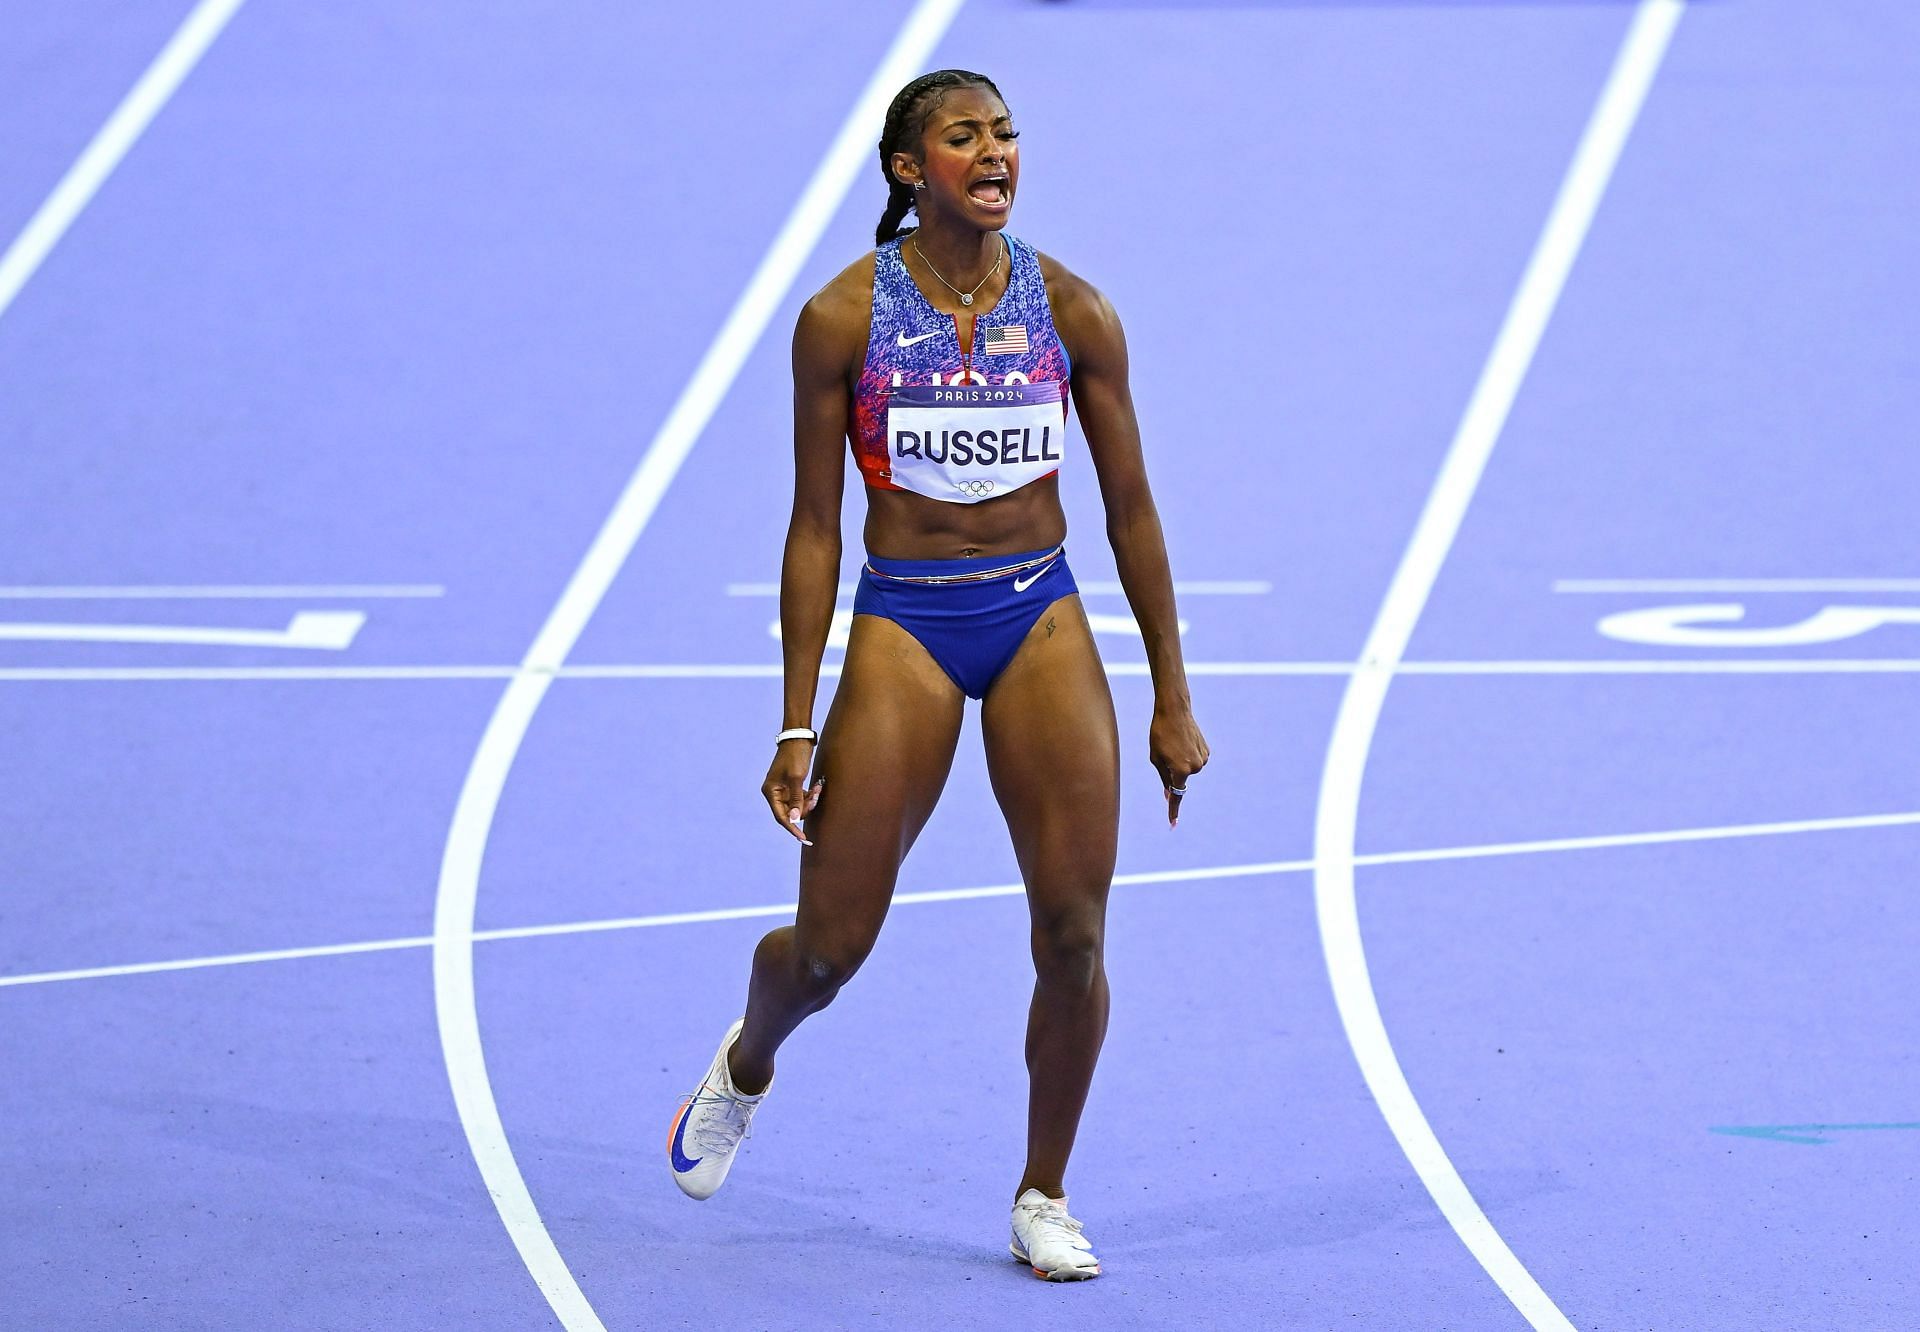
top-left (774, 727), bottom-right (818, 746)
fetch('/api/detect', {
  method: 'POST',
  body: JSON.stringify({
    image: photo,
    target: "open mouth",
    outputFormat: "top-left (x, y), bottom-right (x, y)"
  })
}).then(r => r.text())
top-left (967, 174), bottom-right (1011, 206)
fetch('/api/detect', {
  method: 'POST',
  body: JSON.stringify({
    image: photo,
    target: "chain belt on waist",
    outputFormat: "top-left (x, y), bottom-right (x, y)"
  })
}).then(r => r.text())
top-left (863, 543), bottom-right (1065, 586)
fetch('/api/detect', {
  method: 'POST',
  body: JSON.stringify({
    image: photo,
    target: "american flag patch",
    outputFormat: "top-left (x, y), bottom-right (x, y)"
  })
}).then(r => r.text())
top-left (983, 324), bottom-right (1029, 356)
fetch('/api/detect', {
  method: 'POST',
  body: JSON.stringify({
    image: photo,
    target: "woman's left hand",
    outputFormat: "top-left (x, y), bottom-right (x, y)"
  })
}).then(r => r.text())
top-left (1149, 702), bottom-right (1209, 827)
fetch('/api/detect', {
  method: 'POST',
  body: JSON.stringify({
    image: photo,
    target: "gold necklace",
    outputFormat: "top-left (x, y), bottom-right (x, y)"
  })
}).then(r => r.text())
top-left (910, 236), bottom-right (1005, 307)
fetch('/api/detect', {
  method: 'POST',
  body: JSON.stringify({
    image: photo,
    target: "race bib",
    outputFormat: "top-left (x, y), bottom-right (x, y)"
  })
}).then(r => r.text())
top-left (883, 381), bottom-right (1066, 504)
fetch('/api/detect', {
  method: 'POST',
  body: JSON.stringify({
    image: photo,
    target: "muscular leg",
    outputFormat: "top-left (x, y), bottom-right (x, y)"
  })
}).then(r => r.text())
top-left (980, 595), bottom-right (1121, 1198)
top-left (728, 612), bottom-right (965, 1094)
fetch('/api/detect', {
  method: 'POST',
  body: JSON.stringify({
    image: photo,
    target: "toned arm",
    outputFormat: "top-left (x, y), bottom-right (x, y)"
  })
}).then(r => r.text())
top-left (762, 266), bottom-right (867, 839)
top-left (1044, 254), bottom-right (1210, 815)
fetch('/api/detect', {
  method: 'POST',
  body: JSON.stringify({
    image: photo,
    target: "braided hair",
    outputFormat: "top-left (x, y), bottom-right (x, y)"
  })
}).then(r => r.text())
top-left (874, 69), bottom-right (1005, 246)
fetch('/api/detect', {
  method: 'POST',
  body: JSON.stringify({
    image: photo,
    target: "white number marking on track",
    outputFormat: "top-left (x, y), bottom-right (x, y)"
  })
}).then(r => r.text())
top-left (1596, 603), bottom-right (1920, 648)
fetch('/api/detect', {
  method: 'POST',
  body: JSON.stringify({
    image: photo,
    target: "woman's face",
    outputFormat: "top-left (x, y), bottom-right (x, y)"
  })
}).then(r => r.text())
top-left (896, 85), bottom-right (1020, 230)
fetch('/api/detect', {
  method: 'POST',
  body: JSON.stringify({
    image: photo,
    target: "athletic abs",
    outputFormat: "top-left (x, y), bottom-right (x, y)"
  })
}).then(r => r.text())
top-left (861, 472), bottom-right (1066, 561)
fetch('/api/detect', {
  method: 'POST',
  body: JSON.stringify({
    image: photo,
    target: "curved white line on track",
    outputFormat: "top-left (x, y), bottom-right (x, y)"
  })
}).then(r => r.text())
top-left (428, 3), bottom-right (965, 1327)
top-left (1310, 3), bottom-right (1684, 1328)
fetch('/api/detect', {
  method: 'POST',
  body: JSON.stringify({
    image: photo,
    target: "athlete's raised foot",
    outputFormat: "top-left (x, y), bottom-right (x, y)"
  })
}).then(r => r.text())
top-left (666, 1018), bottom-right (768, 1201)
top-left (1009, 1189), bottom-right (1101, 1281)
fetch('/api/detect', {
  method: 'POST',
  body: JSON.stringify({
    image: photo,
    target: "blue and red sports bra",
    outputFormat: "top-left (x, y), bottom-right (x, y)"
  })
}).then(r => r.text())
top-left (850, 234), bottom-right (1072, 505)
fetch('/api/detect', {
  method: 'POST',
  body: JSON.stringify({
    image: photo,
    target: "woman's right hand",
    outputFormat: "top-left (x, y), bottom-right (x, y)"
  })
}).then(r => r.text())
top-left (762, 740), bottom-right (824, 845)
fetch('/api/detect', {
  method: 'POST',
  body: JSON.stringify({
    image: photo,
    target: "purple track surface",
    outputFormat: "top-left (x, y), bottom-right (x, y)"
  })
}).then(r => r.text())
top-left (5, 1), bottom-right (1918, 1328)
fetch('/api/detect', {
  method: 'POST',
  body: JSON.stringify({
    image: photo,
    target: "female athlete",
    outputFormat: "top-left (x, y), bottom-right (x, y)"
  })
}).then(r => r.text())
top-left (666, 69), bottom-right (1209, 1281)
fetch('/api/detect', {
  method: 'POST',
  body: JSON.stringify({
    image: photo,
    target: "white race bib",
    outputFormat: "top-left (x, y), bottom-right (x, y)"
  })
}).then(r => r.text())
top-left (884, 381), bottom-right (1066, 504)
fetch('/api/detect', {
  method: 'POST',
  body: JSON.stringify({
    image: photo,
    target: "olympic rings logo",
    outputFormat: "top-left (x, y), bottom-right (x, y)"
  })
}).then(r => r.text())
top-left (956, 479), bottom-right (996, 497)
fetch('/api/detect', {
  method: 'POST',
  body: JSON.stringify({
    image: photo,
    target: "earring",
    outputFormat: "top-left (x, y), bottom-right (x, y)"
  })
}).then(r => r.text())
top-left (912, 181), bottom-right (927, 191)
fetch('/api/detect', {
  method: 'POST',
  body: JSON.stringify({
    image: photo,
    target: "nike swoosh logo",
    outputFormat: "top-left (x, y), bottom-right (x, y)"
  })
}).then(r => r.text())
top-left (669, 1096), bottom-right (703, 1173)
top-left (895, 330), bottom-right (939, 347)
top-left (1013, 561), bottom-right (1056, 592)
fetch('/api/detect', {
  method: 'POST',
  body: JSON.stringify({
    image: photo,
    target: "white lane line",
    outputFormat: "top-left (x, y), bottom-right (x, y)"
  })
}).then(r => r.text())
top-left (724, 578), bottom-right (1272, 596)
top-left (0, 933), bottom-right (438, 987)
top-left (0, 584), bottom-right (443, 599)
top-left (1555, 579), bottom-right (1920, 594)
top-left (9, 805), bottom-right (1912, 991)
top-left (0, 665), bottom-right (516, 681)
top-left (1395, 659), bottom-right (1920, 675)
top-left (15, 657), bottom-right (1920, 682)
top-left (0, 610), bottom-right (364, 650)
top-left (1169, 659), bottom-right (1920, 677)
top-left (0, 665), bottom-right (517, 681)
top-left (0, 0), bottom-right (248, 322)
top-left (1313, 4), bottom-right (1683, 1329)
top-left (558, 663), bottom-right (795, 677)
top-left (427, 4), bottom-right (965, 1328)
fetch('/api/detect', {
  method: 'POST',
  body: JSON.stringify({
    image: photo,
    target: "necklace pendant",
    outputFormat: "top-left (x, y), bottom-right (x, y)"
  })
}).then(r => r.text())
top-left (960, 293), bottom-right (974, 306)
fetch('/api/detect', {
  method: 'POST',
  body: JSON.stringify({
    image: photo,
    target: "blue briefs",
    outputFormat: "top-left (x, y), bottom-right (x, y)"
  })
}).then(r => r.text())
top-left (852, 544), bottom-right (1078, 699)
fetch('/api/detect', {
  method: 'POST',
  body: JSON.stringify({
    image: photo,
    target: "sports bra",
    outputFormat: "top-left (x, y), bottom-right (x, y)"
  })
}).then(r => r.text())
top-left (850, 234), bottom-right (1072, 505)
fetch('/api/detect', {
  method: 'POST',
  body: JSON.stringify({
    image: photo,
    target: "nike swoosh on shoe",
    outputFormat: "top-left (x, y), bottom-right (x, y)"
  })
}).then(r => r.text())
top-left (668, 1097), bottom-right (702, 1173)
